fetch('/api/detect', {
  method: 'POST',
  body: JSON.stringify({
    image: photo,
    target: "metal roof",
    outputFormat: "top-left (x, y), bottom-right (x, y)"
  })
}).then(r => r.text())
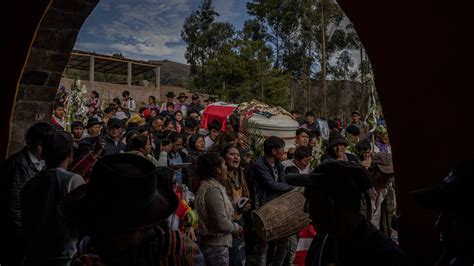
top-left (66, 50), bottom-right (162, 76)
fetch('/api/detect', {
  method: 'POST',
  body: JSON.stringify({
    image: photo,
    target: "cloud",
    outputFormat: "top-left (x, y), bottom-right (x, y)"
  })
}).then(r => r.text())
top-left (76, 0), bottom-right (247, 62)
top-left (76, 0), bottom-right (192, 62)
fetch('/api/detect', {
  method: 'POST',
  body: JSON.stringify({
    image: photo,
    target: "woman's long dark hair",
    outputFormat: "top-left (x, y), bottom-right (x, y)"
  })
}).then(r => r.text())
top-left (195, 152), bottom-right (223, 182)
top-left (188, 134), bottom-right (204, 152)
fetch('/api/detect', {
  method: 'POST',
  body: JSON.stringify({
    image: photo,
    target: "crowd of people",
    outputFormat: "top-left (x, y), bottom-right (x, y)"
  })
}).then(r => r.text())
top-left (1, 88), bottom-right (472, 266)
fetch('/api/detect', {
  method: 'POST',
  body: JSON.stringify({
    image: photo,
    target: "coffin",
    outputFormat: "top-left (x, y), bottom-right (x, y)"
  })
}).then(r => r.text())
top-left (248, 113), bottom-right (299, 149)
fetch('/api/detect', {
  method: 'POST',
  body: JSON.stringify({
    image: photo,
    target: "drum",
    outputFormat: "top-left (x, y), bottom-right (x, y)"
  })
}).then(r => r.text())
top-left (252, 190), bottom-right (311, 241)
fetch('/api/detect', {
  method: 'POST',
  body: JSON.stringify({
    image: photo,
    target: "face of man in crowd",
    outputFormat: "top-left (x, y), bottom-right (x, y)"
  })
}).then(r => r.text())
top-left (296, 132), bottom-right (309, 147)
top-left (54, 107), bottom-right (65, 119)
top-left (292, 113), bottom-right (300, 121)
top-left (186, 127), bottom-right (197, 136)
top-left (123, 95), bottom-right (130, 101)
top-left (108, 126), bottom-right (123, 140)
top-left (148, 97), bottom-right (154, 104)
top-left (72, 127), bottom-right (84, 139)
top-left (272, 147), bottom-right (286, 161)
top-left (152, 119), bottom-right (164, 132)
top-left (307, 115), bottom-right (315, 124)
top-left (352, 113), bottom-right (360, 123)
top-left (372, 169), bottom-right (393, 189)
top-left (179, 97), bottom-right (186, 103)
top-left (167, 105), bottom-right (174, 113)
top-left (331, 144), bottom-right (346, 159)
top-left (295, 156), bottom-right (311, 170)
top-left (224, 147), bottom-right (241, 170)
top-left (88, 124), bottom-right (101, 137)
top-left (210, 128), bottom-right (220, 140)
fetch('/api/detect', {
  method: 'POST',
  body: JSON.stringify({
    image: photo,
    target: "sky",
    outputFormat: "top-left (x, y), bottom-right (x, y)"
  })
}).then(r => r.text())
top-left (74, 0), bottom-right (250, 64)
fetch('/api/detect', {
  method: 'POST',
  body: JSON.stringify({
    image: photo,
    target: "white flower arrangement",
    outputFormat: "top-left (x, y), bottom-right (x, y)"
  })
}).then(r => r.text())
top-left (65, 79), bottom-right (89, 131)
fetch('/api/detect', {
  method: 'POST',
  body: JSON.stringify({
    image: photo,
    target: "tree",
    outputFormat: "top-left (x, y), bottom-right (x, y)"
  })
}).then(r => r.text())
top-left (181, 0), bottom-right (235, 92)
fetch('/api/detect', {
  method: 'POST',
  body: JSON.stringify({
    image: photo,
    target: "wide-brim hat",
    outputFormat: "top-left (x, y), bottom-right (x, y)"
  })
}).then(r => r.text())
top-left (177, 93), bottom-right (188, 99)
top-left (371, 152), bottom-right (394, 174)
top-left (165, 91), bottom-right (176, 98)
top-left (327, 129), bottom-right (347, 148)
top-left (85, 117), bottom-right (103, 128)
top-left (64, 154), bottom-right (178, 233)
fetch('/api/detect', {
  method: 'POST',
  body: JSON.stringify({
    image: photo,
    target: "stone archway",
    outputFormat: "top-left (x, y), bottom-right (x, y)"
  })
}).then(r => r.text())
top-left (7, 0), bottom-right (99, 156)
top-left (4, 1), bottom-right (474, 265)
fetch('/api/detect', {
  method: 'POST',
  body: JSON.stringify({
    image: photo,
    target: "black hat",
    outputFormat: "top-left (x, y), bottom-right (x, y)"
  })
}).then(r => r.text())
top-left (371, 152), bottom-right (394, 174)
top-left (177, 93), bottom-right (188, 99)
top-left (410, 160), bottom-right (473, 213)
top-left (64, 154), bottom-right (179, 233)
top-left (107, 118), bottom-right (123, 129)
top-left (71, 121), bottom-right (84, 130)
top-left (327, 129), bottom-right (347, 148)
top-left (85, 117), bottom-right (103, 129)
top-left (284, 160), bottom-right (372, 195)
top-left (165, 91), bottom-right (176, 98)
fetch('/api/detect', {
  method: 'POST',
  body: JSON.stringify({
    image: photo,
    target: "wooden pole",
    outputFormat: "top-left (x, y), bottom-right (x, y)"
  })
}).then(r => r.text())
top-left (89, 56), bottom-right (95, 90)
top-left (155, 67), bottom-right (161, 101)
top-left (127, 62), bottom-right (132, 89)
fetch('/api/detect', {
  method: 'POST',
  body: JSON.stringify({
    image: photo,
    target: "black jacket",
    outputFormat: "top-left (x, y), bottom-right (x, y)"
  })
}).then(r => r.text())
top-left (4, 147), bottom-right (43, 238)
top-left (249, 156), bottom-right (293, 208)
top-left (100, 136), bottom-right (126, 157)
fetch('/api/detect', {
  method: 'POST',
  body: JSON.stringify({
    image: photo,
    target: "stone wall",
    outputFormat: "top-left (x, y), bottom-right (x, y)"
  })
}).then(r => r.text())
top-left (8, 0), bottom-right (99, 156)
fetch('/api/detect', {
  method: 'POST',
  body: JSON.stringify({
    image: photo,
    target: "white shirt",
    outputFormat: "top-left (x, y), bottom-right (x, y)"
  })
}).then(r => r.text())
top-left (28, 151), bottom-right (45, 171)
top-left (368, 188), bottom-right (388, 229)
top-left (282, 159), bottom-right (311, 174)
